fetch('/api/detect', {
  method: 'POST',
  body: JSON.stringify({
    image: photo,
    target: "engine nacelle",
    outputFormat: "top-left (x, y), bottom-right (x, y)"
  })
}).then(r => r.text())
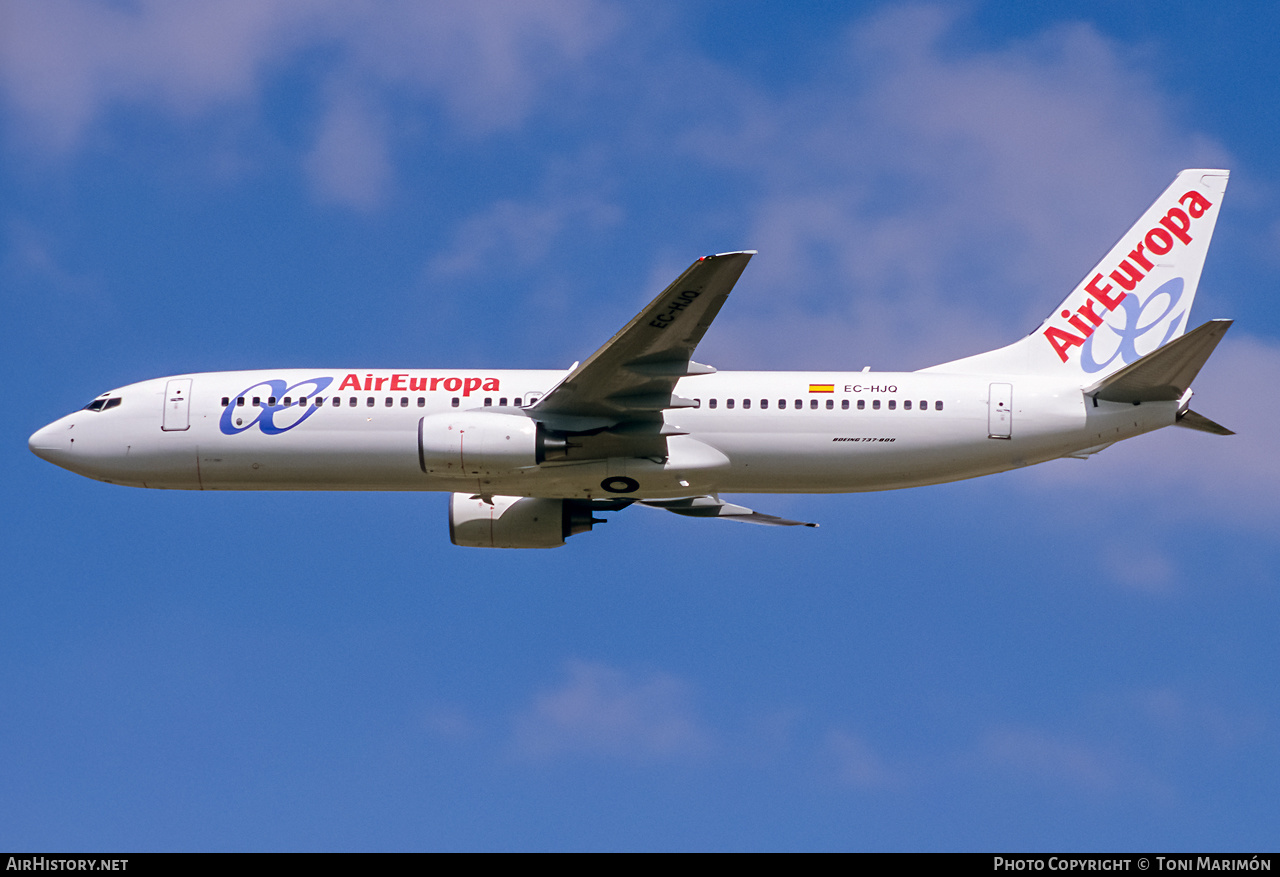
top-left (449, 494), bottom-right (604, 549)
top-left (419, 411), bottom-right (566, 475)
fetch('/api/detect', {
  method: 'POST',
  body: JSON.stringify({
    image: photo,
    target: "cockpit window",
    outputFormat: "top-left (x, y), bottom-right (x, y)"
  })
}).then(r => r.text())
top-left (84, 397), bottom-right (122, 412)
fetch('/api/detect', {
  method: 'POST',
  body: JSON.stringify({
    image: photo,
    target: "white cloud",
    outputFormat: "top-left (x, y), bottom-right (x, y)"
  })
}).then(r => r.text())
top-left (0, 0), bottom-right (618, 150)
top-left (428, 193), bottom-right (623, 279)
top-left (1101, 543), bottom-right (1179, 595)
top-left (680, 4), bottom-right (1233, 370)
top-left (825, 730), bottom-right (900, 789)
top-left (304, 87), bottom-right (391, 210)
top-left (1137, 689), bottom-right (1265, 749)
top-left (0, 0), bottom-right (316, 150)
top-left (511, 661), bottom-right (709, 761)
top-left (981, 727), bottom-right (1125, 794)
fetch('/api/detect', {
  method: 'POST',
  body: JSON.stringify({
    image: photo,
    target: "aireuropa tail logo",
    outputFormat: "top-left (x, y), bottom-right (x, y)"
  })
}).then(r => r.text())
top-left (1044, 188), bottom-right (1211, 366)
top-left (1079, 277), bottom-right (1186, 374)
top-left (220, 377), bottom-right (333, 435)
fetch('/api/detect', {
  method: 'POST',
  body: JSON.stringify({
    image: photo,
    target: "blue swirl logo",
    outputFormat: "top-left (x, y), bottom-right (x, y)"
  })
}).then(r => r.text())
top-left (219, 376), bottom-right (334, 435)
top-left (1080, 277), bottom-right (1186, 374)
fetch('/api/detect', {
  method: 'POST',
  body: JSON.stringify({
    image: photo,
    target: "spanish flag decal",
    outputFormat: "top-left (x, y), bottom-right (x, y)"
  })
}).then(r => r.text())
top-left (808, 384), bottom-right (835, 393)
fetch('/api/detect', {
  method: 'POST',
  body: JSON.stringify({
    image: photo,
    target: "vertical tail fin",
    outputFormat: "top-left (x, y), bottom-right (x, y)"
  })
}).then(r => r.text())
top-left (925, 169), bottom-right (1229, 381)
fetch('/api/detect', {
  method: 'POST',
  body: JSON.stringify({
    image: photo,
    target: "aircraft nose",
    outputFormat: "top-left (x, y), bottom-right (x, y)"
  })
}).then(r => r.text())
top-left (29, 419), bottom-right (72, 465)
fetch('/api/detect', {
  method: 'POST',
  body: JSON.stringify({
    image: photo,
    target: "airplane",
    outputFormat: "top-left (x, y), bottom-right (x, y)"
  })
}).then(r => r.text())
top-left (29, 169), bottom-right (1234, 548)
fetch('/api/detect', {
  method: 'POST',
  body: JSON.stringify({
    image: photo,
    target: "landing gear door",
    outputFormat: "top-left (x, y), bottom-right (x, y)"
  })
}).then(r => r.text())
top-left (162, 378), bottom-right (192, 431)
top-left (988, 382), bottom-right (1012, 439)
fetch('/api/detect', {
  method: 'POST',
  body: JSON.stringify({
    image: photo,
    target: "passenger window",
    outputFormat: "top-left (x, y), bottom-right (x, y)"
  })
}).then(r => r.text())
top-left (451, 398), bottom-right (459, 408)
top-left (904, 400), bottom-right (912, 410)
top-left (919, 400), bottom-right (927, 410)
top-left (709, 399), bottom-right (717, 409)
top-left (794, 400), bottom-right (802, 409)
top-left (269, 396), bottom-right (278, 406)
top-left (418, 398), bottom-right (425, 407)
top-left (237, 397), bottom-right (245, 407)
top-left (826, 399), bottom-right (834, 409)
top-left (253, 397), bottom-right (261, 407)
top-left (936, 400), bottom-right (944, 410)
top-left (778, 399), bottom-right (786, 410)
top-left (888, 400), bottom-right (896, 410)
top-left (385, 397), bottom-right (393, 407)
top-left (513, 397), bottom-right (522, 407)
top-left (400, 397), bottom-right (408, 407)
top-left (760, 399), bottom-right (768, 409)
top-left (483, 398), bottom-right (492, 407)
top-left (366, 397), bottom-right (374, 407)
top-left (809, 399), bottom-right (818, 409)
top-left (726, 399), bottom-right (734, 409)
top-left (349, 397), bottom-right (357, 407)
top-left (742, 399), bottom-right (750, 409)
top-left (499, 397), bottom-right (508, 406)
top-left (221, 397), bottom-right (229, 407)
top-left (857, 399), bottom-right (865, 410)
top-left (841, 399), bottom-right (849, 410)
top-left (872, 399), bottom-right (880, 410)
top-left (332, 397), bottom-right (340, 407)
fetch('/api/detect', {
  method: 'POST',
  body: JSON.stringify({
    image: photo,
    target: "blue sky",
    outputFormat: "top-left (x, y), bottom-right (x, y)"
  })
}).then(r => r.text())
top-left (3, 0), bottom-right (1278, 851)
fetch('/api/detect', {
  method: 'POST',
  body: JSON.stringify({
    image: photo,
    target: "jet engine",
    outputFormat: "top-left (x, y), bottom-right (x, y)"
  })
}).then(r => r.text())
top-left (448, 494), bottom-right (605, 548)
top-left (418, 412), bottom-right (570, 475)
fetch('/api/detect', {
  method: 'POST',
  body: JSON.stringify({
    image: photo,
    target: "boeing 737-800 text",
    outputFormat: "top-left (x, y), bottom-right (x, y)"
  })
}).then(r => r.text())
top-left (30, 169), bottom-right (1234, 547)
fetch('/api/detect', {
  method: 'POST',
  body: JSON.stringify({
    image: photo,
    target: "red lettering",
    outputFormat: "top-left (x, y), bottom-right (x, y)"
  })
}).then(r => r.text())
top-left (391, 374), bottom-right (407, 391)
top-left (1044, 327), bottom-right (1086, 362)
top-left (1109, 259), bottom-right (1146, 291)
top-left (1127, 243), bottom-right (1153, 272)
top-left (1179, 189), bottom-right (1212, 219)
top-left (430, 377), bottom-right (442, 391)
top-left (462, 377), bottom-right (482, 396)
top-left (1159, 207), bottom-right (1192, 245)
top-left (1066, 314), bottom-right (1095, 338)
top-left (374, 376), bottom-right (388, 391)
top-left (410, 377), bottom-right (428, 392)
top-left (1085, 274), bottom-right (1127, 311)
top-left (364, 374), bottom-right (373, 391)
top-left (443, 377), bottom-right (462, 392)
top-left (339, 373), bottom-right (361, 391)
top-left (1077, 299), bottom-right (1105, 327)
top-left (482, 378), bottom-right (500, 391)
top-left (1145, 227), bottom-right (1173, 255)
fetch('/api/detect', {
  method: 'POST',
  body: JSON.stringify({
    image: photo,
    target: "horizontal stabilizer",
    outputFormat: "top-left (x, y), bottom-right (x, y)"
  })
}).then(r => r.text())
top-left (1175, 409), bottom-right (1235, 436)
top-left (1086, 319), bottom-right (1231, 403)
top-left (640, 496), bottom-right (818, 527)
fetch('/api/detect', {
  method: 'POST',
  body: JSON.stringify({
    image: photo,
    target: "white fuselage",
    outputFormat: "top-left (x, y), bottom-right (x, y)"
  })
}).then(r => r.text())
top-left (28, 368), bottom-right (1176, 499)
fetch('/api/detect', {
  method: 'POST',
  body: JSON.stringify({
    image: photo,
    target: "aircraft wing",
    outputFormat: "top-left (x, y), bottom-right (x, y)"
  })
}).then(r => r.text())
top-left (530, 251), bottom-right (754, 425)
